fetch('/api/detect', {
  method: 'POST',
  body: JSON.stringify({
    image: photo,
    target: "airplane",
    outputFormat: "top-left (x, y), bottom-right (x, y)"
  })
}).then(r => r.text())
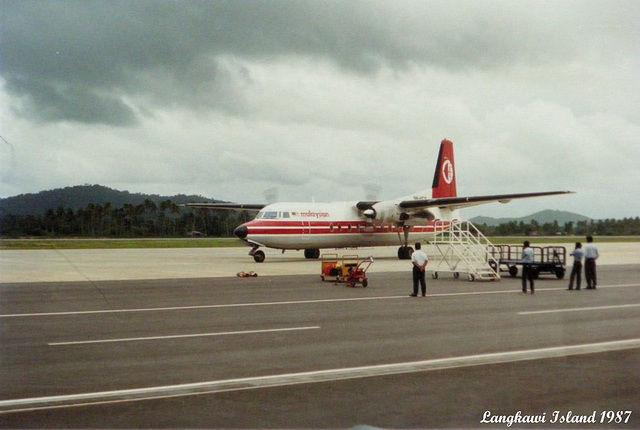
top-left (186, 139), bottom-right (572, 262)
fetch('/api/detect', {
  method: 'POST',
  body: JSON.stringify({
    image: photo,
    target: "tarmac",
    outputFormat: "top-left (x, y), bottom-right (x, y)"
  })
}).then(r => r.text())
top-left (0, 243), bottom-right (639, 428)
top-left (1, 241), bottom-right (639, 283)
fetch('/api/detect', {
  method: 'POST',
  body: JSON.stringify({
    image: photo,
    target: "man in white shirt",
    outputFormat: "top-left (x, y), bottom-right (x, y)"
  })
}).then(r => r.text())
top-left (521, 241), bottom-right (535, 294)
top-left (584, 235), bottom-right (599, 289)
top-left (410, 243), bottom-right (429, 297)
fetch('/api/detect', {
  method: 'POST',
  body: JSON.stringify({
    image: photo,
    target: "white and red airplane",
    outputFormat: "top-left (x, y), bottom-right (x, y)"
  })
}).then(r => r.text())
top-left (187, 139), bottom-right (572, 262)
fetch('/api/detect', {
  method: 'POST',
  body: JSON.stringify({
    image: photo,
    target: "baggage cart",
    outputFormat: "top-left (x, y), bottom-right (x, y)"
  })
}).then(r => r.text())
top-left (488, 245), bottom-right (566, 279)
top-left (321, 254), bottom-right (374, 287)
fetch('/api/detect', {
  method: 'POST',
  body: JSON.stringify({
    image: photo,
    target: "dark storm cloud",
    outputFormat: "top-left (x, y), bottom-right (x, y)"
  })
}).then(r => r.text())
top-left (0, 1), bottom-right (553, 125)
top-left (2, 0), bottom-right (637, 126)
top-left (2, 1), bottom-right (251, 125)
top-left (8, 76), bottom-right (137, 126)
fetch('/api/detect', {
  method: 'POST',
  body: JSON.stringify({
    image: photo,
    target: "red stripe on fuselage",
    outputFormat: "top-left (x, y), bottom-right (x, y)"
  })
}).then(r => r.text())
top-left (242, 220), bottom-right (450, 236)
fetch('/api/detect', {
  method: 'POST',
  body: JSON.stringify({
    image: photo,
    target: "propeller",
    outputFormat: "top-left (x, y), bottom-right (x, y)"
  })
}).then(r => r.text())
top-left (363, 183), bottom-right (382, 201)
top-left (263, 187), bottom-right (279, 204)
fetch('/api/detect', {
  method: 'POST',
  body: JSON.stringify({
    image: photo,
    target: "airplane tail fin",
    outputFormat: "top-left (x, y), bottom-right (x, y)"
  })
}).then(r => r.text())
top-left (431, 139), bottom-right (457, 199)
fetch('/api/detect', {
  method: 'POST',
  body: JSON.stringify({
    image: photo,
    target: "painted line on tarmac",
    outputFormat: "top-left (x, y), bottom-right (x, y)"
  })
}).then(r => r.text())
top-left (48, 326), bottom-right (321, 346)
top-left (1, 338), bottom-right (639, 414)
top-left (0, 296), bottom-right (408, 317)
top-left (519, 303), bottom-right (640, 315)
top-left (2, 283), bottom-right (638, 318)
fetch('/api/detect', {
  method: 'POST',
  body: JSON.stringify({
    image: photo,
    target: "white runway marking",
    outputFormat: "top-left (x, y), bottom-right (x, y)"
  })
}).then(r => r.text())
top-left (1, 338), bottom-right (639, 414)
top-left (2, 283), bottom-right (638, 318)
top-left (48, 326), bottom-right (321, 346)
top-left (1, 296), bottom-right (408, 318)
top-left (519, 303), bottom-right (640, 315)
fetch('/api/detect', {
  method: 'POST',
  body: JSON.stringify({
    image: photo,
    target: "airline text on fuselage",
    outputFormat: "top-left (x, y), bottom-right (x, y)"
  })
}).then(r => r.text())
top-left (300, 212), bottom-right (330, 218)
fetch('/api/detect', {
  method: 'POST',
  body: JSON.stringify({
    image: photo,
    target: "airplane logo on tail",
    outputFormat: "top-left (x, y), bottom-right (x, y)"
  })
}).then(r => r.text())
top-left (442, 159), bottom-right (454, 184)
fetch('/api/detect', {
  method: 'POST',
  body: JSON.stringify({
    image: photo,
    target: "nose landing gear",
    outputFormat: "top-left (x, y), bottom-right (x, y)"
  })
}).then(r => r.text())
top-left (249, 246), bottom-right (266, 263)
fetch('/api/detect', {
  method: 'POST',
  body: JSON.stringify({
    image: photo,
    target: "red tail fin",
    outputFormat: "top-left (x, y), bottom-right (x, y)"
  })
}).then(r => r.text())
top-left (431, 139), bottom-right (457, 198)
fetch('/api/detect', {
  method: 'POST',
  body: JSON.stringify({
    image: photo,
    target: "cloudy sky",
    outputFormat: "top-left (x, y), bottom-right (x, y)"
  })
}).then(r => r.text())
top-left (1, 0), bottom-right (638, 219)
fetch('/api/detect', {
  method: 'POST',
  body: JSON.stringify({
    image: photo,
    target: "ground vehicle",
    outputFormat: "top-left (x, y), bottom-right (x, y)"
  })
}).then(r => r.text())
top-left (489, 245), bottom-right (566, 279)
top-left (320, 254), bottom-right (374, 287)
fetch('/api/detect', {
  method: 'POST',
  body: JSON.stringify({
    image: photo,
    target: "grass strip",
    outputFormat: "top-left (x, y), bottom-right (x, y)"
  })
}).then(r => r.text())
top-left (1, 236), bottom-right (637, 250)
top-left (0, 238), bottom-right (246, 250)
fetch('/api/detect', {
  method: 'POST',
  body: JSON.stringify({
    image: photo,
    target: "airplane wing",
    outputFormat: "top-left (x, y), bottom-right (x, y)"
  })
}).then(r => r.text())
top-left (357, 190), bottom-right (573, 223)
top-left (398, 191), bottom-right (574, 211)
top-left (183, 203), bottom-right (265, 211)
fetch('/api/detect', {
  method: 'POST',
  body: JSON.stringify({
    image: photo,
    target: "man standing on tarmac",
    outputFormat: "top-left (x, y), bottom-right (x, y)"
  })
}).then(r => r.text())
top-left (584, 235), bottom-right (599, 289)
top-left (522, 241), bottom-right (535, 294)
top-left (568, 242), bottom-right (584, 290)
top-left (410, 243), bottom-right (429, 297)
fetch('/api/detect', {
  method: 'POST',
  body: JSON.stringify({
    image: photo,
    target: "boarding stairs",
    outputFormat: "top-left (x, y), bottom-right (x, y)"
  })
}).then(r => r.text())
top-left (428, 220), bottom-right (500, 281)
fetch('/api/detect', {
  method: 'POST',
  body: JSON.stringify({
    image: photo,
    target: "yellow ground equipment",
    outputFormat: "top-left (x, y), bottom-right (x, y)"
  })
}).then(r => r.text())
top-left (320, 254), bottom-right (374, 287)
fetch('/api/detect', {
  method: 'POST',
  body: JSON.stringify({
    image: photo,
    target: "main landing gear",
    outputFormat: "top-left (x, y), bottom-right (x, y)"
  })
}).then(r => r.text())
top-left (304, 248), bottom-right (321, 260)
top-left (397, 224), bottom-right (414, 260)
top-left (398, 246), bottom-right (414, 260)
top-left (250, 246), bottom-right (321, 263)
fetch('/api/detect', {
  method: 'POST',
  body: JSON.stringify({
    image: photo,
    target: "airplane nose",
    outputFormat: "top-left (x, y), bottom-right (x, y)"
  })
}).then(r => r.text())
top-left (234, 225), bottom-right (248, 239)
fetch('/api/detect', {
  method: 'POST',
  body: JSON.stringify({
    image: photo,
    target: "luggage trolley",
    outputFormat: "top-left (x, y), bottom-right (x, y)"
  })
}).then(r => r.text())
top-left (320, 254), bottom-right (374, 287)
top-left (489, 245), bottom-right (567, 279)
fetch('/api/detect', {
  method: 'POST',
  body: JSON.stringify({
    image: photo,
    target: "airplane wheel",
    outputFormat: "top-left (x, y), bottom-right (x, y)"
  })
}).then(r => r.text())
top-left (468, 274), bottom-right (475, 282)
top-left (397, 246), bottom-right (414, 260)
top-left (304, 248), bottom-right (320, 259)
top-left (253, 250), bottom-right (265, 263)
top-left (432, 272), bottom-right (438, 279)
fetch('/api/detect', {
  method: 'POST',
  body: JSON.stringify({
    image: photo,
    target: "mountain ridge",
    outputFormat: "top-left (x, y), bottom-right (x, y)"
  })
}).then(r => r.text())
top-left (470, 210), bottom-right (592, 226)
top-left (0, 185), bottom-right (221, 217)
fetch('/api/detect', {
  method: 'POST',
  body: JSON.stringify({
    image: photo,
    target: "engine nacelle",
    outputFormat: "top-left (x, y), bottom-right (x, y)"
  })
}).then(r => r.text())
top-left (362, 201), bottom-right (435, 224)
top-left (369, 201), bottom-right (398, 222)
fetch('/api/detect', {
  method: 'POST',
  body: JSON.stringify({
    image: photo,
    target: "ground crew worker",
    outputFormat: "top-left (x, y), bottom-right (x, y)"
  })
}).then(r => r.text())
top-left (410, 243), bottom-right (429, 297)
top-left (568, 242), bottom-right (584, 290)
top-left (521, 241), bottom-right (535, 294)
top-left (584, 235), bottom-right (599, 289)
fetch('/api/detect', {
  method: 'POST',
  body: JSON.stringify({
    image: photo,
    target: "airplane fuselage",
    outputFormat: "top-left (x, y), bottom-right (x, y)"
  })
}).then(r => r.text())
top-left (234, 201), bottom-right (459, 251)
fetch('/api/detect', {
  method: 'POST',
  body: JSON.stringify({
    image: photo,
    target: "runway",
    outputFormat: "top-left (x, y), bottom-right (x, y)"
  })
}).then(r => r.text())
top-left (0, 247), bottom-right (639, 428)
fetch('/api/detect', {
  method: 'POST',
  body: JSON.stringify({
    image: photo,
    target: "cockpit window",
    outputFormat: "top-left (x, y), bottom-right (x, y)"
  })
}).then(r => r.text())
top-left (258, 211), bottom-right (279, 219)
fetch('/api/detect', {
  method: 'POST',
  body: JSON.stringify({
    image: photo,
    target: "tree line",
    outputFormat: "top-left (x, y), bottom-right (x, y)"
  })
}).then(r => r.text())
top-left (476, 218), bottom-right (640, 236)
top-left (1, 200), bottom-right (639, 237)
top-left (0, 199), bottom-right (252, 238)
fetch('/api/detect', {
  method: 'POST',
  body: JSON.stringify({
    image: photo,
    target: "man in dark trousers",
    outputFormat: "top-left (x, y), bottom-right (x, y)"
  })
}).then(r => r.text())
top-left (521, 241), bottom-right (535, 294)
top-left (410, 243), bottom-right (429, 297)
top-left (584, 235), bottom-right (599, 289)
top-left (568, 242), bottom-right (584, 290)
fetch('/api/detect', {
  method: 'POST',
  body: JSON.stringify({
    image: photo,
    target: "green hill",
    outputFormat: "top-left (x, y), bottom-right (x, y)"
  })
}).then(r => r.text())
top-left (0, 185), bottom-right (220, 216)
